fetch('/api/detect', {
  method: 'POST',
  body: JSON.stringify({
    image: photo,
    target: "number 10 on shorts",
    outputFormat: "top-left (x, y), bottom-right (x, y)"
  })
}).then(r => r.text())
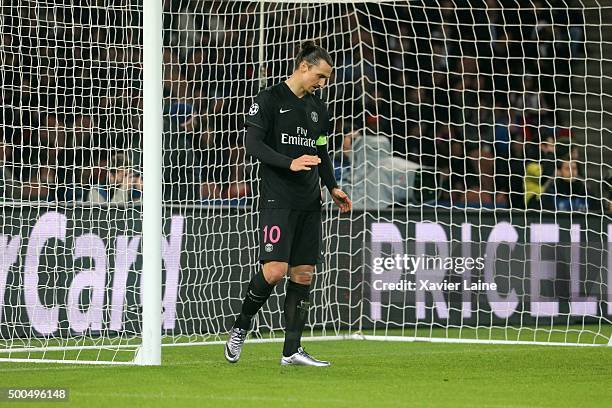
top-left (263, 225), bottom-right (281, 243)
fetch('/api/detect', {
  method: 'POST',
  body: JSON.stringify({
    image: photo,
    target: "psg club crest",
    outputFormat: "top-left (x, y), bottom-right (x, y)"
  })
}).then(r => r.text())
top-left (311, 111), bottom-right (318, 122)
top-left (248, 103), bottom-right (259, 116)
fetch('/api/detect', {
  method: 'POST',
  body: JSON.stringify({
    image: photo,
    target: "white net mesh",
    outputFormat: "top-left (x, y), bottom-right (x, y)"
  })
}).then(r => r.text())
top-left (0, 1), bottom-right (145, 363)
top-left (184, 0), bottom-right (610, 345)
top-left (1, 0), bottom-right (611, 364)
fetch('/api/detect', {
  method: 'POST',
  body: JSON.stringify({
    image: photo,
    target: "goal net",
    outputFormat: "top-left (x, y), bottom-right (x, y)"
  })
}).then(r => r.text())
top-left (1, 0), bottom-right (611, 364)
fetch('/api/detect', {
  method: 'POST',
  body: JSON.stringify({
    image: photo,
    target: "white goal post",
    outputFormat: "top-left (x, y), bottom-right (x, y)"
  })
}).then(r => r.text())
top-left (0, 0), bottom-right (611, 366)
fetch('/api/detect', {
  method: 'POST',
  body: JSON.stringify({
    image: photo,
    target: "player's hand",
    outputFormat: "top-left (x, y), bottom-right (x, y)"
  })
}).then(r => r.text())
top-left (290, 155), bottom-right (321, 172)
top-left (331, 188), bottom-right (352, 213)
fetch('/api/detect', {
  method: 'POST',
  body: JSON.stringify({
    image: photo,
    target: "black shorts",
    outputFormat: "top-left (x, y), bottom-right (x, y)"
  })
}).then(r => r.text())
top-left (258, 209), bottom-right (322, 265)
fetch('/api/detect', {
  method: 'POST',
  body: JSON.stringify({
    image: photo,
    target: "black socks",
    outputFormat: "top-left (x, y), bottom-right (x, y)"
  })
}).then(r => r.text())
top-left (282, 280), bottom-right (311, 357)
top-left (233, 270), bottom-right (312, 357)
top-left (234, 270), bottom-right (276, 330)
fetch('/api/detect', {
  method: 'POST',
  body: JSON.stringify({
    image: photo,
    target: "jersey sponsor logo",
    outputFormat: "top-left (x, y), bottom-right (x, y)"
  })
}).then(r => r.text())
top-left (281, 126), bottom-right (315, 148)
top-left (248, 103), bottom-right (259, 116)
top-left (281, 134), bottom-right (315, 147)
top-left (279, 108), bottom-right (292, 113)
top-left (311, 111), bottom-right (318, 122)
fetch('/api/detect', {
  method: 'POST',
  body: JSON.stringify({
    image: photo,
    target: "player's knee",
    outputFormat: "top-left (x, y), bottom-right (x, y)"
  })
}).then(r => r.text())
top-left (293, 274), bottom-right (312, 285)
top-left (290, 267), bottom-right (314, 285)
top-left (263, 262), bottom-right (288, 284)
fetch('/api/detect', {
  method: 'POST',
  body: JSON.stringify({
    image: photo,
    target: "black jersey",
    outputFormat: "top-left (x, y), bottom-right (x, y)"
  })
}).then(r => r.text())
top-left (244, 82), bottom-right (331, 210)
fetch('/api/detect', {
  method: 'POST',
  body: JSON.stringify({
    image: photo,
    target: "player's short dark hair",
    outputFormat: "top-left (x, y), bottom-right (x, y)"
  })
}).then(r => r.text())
top-left (294, 40), bottom-right (333, 70)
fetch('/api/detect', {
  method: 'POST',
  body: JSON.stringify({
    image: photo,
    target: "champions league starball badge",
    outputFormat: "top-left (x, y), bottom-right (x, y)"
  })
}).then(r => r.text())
top-left (311, 111), bottom-right (318, 122)
top-left (248, 103), bottom-right (259, 116)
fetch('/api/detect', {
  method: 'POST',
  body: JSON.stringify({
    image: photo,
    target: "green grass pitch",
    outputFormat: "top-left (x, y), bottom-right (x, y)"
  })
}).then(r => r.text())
top-left (1, 339), bottom-right (611, 408)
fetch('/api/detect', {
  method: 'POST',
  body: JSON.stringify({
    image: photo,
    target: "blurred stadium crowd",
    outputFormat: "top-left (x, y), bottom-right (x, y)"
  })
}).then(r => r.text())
top-left (0, 0), bottom-right (609, 212)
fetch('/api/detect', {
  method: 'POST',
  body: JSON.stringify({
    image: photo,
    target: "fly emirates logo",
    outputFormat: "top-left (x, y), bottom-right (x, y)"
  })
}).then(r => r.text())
top-left (281, 126), bottom-right (315, 148)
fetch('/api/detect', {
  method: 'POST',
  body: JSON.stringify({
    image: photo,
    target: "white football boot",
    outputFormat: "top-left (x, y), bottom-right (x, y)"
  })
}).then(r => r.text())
top-left (280, 347), bottom-right (330, 367)
top-left (224, 328), bottom-right (247, 363)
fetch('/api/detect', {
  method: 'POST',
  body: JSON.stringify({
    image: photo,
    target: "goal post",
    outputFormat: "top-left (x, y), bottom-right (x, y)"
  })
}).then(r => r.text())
top-left (1, 0), bottom-right (611, 366)
top-left (137, 0), bottom-right (163, 367)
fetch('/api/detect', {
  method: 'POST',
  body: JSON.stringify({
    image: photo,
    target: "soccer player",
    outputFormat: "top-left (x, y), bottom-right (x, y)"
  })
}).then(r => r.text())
top-left (225, 41), bottom-right (351, 366)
